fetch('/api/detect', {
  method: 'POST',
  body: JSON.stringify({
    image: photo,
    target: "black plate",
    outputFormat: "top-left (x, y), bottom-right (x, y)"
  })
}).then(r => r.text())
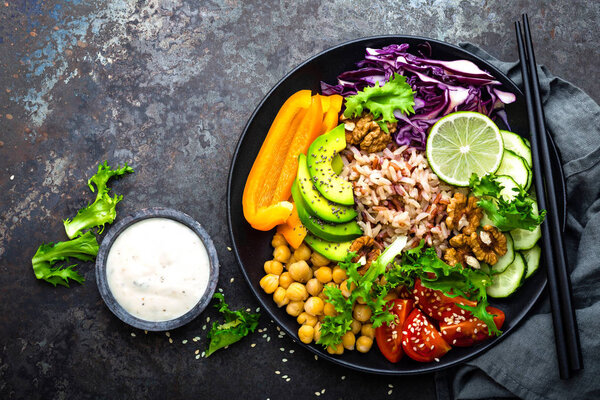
top-left (227, 35), bottom-right (566, 375)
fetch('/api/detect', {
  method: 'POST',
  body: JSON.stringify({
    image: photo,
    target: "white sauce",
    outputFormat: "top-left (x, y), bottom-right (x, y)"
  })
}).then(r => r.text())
top-left (106, 217), bottom-right (210, 322)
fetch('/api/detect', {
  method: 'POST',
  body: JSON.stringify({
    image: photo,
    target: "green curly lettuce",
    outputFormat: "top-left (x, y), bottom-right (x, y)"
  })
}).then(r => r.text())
top-left (343, 73), bottom-right (415, 132)
top-left (31, 231), bottom-right (99, 287)
top-left (469, 173), bottom-right (545, 231)
top-left (63, 161), bottom-right (134, 239)
top-left (205, 293), bottom-right (260, 357)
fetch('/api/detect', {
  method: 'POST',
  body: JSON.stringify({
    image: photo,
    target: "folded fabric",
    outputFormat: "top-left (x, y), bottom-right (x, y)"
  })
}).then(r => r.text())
top-left (434, 43), bottom-right (600, 400)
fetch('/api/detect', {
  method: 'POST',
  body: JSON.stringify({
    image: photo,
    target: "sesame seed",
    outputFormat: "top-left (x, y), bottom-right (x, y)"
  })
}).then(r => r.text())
top-left (388, 384), bottom-right (394, 388)
top-left (275, 371), bottom-right (281, 375)
top-left (230, 278), bottom-right (235, 283)
top-left (434, 357), bottom-right (440, 362)
top-left (341, 376), bottom-right (345, 380)
top-left (315, 392), bottom-right (321, 396)
top-left (10, 175), bottom-right (14, 180)
top-left (251, 343), bottom-right (256, 348)
top-left (315, 355), bottom-right (319, 361)
top-left (169, 338), bottom-right (173, 344)
top-left (280, 348), bottom-right (285, 351)
top-left (182, 340), bottom-right (188, 344)
top-left (282, 375), bottom-right (288, 379)
top-left (130, 333), bottom-right (136, 337)
top-left (165, 332), bottom-right (171, 337)
top-left (388, 390), bottom-right (393, 395)
top-left (202, 325), bottom-right (207, 330)
top-left (321, 389), bottom-right (325, 394)
top-left (282, 358), bottom-right (288, 362)
top-left (195, 355), bottom-right (200, 359)
top-left (201, 351), bottom-right (206, 357)
top-left (289, 350), bottom-right (294, 354)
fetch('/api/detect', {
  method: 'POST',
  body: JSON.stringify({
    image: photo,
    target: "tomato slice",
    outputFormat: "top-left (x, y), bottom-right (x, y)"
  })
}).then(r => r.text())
top-left (375, 299), bottom-right (414, 363)
top-left (401, 308), bottom-right (451, 362)
top-left (440, 306), bottom-right (505, 347)
top-left (412, 279), bottom-right (477, 321)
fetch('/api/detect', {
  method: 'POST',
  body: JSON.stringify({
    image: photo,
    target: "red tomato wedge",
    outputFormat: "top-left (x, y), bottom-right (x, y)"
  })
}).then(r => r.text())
top-left (412, 279), bottom-right (477, 321)
top-left (401, 308), bottom-right (451, 363)
top-left (440, 306), bottom-right (505, 347)
top-left (375, 299), bottom-right (414, 363)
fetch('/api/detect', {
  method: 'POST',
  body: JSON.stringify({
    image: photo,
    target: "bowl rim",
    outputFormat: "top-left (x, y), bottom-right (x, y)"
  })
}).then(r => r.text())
top-left (95, 207), bottom-right (220, 331)
top-left (226, 35), bottom-right (565, 375)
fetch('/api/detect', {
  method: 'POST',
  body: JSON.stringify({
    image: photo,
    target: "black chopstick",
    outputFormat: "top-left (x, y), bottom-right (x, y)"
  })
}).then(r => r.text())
top-left (515, 15), bottom-right (583, 379)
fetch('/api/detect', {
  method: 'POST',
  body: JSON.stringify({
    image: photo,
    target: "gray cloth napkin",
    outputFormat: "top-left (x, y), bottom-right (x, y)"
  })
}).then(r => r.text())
top-left (434, 43), bottom-right (600, 400)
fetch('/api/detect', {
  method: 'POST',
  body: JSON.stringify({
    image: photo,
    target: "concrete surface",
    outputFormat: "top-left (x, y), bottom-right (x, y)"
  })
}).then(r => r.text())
top-left (0, 0), bottom-right (598, 399)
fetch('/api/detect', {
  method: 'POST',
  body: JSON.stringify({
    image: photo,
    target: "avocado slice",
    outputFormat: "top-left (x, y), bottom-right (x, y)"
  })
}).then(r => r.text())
top-left (304, 234), bottom-right (353, 262)
top-left (291, 180), bottom-right (362, 242)
top-left (332, 154), bottom-right (344, 175)
top-left (297, 154), bottom-right (357, 223)
top-left (307, 124), bottom-right (354, 205)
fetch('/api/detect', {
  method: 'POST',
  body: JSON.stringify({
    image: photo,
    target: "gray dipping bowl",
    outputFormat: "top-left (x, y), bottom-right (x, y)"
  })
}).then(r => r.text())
top-left (95, 207), bottom-right (219, 331)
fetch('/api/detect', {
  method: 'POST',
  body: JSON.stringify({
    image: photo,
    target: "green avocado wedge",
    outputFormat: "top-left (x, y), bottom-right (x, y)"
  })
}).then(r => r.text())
top-left (297, 154), bottom-right (357, 223)
top-left (307, 124), bottom-right (354, 205)
top-left (303, 234), bottom-right (353, 262)
top-left (291, 180), bottom-right (362, 242)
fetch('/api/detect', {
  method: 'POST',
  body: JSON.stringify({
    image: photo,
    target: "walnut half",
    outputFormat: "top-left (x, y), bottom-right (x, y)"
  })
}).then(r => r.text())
top-left (468, 225), bottom-right (507, 265)
top-left (350, 236), bottom-right (381, 275)
top-left (445, 193), bottom-right (483, 235)
top-left (343, 113), bottom-right (395, 153)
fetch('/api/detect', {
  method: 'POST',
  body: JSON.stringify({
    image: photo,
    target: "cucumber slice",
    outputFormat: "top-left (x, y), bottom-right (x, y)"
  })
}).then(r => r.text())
top-left (511, 203), bottom-right (542, 250)
top-left (491, 233), bottom-right (515, 273)
top-left (486, 253), bottom-right (526, 298)
top-left (522, 245), bottom-right (541, 278)
top-left (495, 175), bottom-right (520, 202)
top-left (500, 130), bottom-right (532, 167)
top-left (495, 149), bottom-right (530, 189)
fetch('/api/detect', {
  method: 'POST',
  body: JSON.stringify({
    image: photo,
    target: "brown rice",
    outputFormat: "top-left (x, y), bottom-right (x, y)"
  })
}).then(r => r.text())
top-left (340, 144), bottom-right (466, 255)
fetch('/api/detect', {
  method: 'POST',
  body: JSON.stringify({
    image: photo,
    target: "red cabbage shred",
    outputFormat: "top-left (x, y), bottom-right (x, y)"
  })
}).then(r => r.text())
top-left (321, 43), bottom-right (516, 149)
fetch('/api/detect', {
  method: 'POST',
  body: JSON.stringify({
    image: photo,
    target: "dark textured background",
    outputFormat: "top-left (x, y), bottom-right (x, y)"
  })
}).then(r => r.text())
top-left (0, 1), bottom-right (598, 399)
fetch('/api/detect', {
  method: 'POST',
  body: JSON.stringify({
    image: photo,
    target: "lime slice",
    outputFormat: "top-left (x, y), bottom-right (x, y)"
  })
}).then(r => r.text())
top-left (426, 111), bottom-right (504, 186)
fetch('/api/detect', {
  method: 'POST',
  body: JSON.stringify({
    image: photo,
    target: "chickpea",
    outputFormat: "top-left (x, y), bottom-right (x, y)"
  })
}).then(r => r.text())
top-left (264, 260), bottom-right (283, 275)
top-left (259, 274), bottom-right (279, 294)
top-left (293, 243), bottom-right (311, 261)
top-left (356, 335), bottom-right (373, 353)
top-left (304, 296), bottom-right (324, 316)
top-left (383, 292), bottom-right (398, 302)
top-left (314, 267), bottom-right (333, 284)
top-left (298, 324), bottom-right (314, 344)
top-left (342, 331), bottom-right (356, 350)
top-left (286, 282), bottom-right (308, 301)
top-left (310, 252), bottom-right (330, 267)
top-left (353, 304), bottom-right (372, 322)
top-left (286, 300), bottom-right (304, 317)
top-left (305, 278), bottom-right (323, 297)
top-left (332, 266), bottom-right (347, 284)
top-left (297, 312), bottom-right (318, 327)
top-left (327, 343), bottom-right (344, 355)
top-left (273, 287), bottom-right (289, 307)
top-left (271, 233), bottom-right (287, 248)
top-left (323, 302), bottom-right (337, 317)
top-left (350, 319), bottom-right (362, 335)
top-left (289, 260), bottom-right (312, 283)
top-left (340, 279), bottom-right (357, 298)
top-left (279, 272), bottom-right (293, 289)
top-left (361, 323), bottom-right (375, 339)
top-left (313, 322), bottom-right (322, 343)
top-left (286, 255), bottom-right (297, 268)
top-left (273, 245), bottom-right (291, 263)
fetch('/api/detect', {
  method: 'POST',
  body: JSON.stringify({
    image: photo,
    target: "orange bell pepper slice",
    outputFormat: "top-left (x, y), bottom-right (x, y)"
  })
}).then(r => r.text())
top-left (276, 202), bottom-right (307, 249)
top-left (321, 94), bottom-right (343, 134)
top-left (243, 90), bottom-right (313, 231)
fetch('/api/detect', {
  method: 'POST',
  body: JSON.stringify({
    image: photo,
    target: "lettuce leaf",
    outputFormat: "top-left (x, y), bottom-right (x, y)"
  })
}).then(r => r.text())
top-left (31, 231), bottom-right (99, 287)
top-left (205, 293), bottom-right (260, 357)
top-left (63, 161), bottom-right (133, 239)
top-left (343, 73), bottom-right (415, 132)
top-left (469, 173), bottom-right (545, 231)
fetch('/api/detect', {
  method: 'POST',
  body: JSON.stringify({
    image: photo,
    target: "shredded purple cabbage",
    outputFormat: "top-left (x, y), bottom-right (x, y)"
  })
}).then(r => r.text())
top-left (321, 44), bottom-right (516, 149)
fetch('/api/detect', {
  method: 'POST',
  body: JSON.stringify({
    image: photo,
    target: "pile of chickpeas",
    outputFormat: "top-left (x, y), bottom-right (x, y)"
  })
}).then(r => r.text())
top-left (259, 232), bottom-right (378, 356)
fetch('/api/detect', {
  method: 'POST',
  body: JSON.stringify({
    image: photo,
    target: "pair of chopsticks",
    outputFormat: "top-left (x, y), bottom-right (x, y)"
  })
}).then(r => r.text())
top-left (515, 14), bottom-right (583, 379)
